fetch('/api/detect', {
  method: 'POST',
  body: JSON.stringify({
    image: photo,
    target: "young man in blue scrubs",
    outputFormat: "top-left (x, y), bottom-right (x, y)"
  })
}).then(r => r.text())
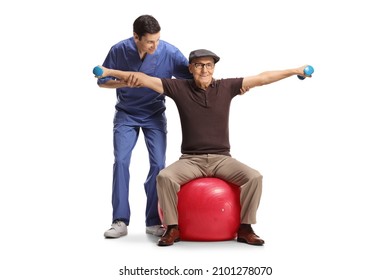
top-left (96, 15), bottom-right (192, 238)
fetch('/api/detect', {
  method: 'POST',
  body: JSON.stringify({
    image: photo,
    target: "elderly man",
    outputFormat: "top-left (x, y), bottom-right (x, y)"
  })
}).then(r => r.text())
top-left (94, 49), bottom-right (311, 246)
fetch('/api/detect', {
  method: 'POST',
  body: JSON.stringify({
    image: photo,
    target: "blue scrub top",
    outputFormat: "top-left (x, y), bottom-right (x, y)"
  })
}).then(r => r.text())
top-left (98, 38), bottom-right (192, 119)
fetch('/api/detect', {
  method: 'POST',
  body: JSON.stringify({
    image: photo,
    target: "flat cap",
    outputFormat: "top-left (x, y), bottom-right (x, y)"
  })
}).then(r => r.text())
top-left (189, 49), bottom-right (220, 63)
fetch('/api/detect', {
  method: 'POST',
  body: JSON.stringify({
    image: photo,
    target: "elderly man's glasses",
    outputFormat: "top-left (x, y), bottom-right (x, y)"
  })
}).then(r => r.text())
top-left (192, 62), bottom-right (215, 70)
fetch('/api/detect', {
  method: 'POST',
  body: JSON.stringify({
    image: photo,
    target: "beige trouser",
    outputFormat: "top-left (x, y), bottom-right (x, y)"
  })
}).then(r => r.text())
top-left (157, 154), bottom-right (262, 225)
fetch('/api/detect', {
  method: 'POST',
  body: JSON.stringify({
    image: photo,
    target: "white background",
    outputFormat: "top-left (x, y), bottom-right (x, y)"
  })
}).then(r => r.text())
top-left (1, 0), bottom-right (389, 279)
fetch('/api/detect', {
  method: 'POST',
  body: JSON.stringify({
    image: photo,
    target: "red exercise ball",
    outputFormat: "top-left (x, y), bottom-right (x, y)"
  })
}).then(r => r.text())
top-left (178, 177), bottom-right (241, 241)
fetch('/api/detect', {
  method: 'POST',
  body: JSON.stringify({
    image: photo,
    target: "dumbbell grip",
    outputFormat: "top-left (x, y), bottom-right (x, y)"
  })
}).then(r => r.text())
top-left (297, 65), bottom-right (314, 80)
top-left (93, 66), bottom-right (104, 77)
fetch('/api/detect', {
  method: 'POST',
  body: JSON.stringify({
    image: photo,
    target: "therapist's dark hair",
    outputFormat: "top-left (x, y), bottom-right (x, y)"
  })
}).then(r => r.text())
top-left (133, 15), bottom-right (161, 39)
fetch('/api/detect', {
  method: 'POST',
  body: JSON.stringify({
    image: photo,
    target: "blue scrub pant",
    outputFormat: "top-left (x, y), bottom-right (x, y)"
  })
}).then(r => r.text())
top-left (111, 110), bottom-right (166, 226)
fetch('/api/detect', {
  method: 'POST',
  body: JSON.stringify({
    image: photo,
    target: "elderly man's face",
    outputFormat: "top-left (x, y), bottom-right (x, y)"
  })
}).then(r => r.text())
top-left (189, 57), bottom-right (215, 88)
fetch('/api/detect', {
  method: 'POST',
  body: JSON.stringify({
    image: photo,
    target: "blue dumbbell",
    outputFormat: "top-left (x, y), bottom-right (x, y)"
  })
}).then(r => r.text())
top-left (297, 65), bottom-right (314, 80)
top-left (93, 66), bottom-right (104, 77)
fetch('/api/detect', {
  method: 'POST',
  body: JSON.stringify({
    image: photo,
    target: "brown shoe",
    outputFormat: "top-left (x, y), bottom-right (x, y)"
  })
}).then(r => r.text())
top-left (237, 224), bottom-right (264, 246)
top-left (157, 225), bottom-right (180, 246)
